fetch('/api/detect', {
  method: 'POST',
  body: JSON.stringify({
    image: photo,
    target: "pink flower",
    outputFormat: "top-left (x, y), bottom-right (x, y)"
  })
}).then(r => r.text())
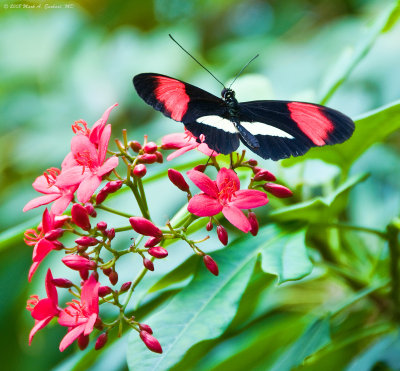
top-left (162, 129), bottom-right (217, 161)
top-left (187, 168), bottom-right (268, 233)
top-left (26, 269), bottom-right (60, 345)
top-left (24, 209), bottom-right (62, 281)
top-left (56, 122), bottom-right (119, 203)
top-left (58, 275), bottom-right (100, 352)
top-left (23, 167), bottom-right (78, 215)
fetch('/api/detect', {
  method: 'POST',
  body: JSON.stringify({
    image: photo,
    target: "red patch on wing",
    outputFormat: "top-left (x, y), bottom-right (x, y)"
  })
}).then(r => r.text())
top-left (288, 102), bottom-right (334, 146)
top-left (154, 77), bottom-right (189, 121)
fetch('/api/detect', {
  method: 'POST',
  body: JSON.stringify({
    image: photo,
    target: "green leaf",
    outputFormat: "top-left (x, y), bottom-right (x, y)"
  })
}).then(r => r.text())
top-left (0, 217), bottom-right (37, 252)
top-left (270, 317), bottom-right (331, 371)
top-left (282, 100), bottom-right (400, 171)
top-left (127, 226), bottom-right (305, 371)
top-left (261, 229), bottom-right (312, 283)
top-left (270, 173), bottom-right (368, 222)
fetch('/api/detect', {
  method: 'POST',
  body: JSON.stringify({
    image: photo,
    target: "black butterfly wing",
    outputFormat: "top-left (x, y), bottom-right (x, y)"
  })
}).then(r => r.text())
top-left (133, 73), bottom-right (240, 154)
top-left (237, 100), bottom-right (355, 160)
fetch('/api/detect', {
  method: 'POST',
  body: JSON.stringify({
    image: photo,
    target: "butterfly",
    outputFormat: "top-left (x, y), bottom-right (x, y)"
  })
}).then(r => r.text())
top-left (133, 72), bottom-right (354, 161)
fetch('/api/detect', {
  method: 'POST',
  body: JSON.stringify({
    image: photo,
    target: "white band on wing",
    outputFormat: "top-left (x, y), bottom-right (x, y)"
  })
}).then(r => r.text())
top-left (241, 121), bottom-right (294, 138)
top-left (196, 116), bottom-right (238, 133)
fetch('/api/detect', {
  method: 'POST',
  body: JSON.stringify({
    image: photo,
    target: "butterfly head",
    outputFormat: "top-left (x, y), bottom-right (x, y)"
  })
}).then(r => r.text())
top-left (221, 88), bottom-right (235, 101)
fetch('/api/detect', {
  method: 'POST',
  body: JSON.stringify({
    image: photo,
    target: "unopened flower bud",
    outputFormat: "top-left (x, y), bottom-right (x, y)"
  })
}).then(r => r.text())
top-left (52, 278), bottom-right (73, 288)
top-left (193, 164), bottom-right (206, 172)
top-left (139, 323), bottom-right (153, 334)
top-left (168, 169), bottom-right (190, 192)
top-left (109, 271), bottom-right (118, 285)
top-left (217, 225), bottom-right (228, 246)
top-left (92, 271), bottom-right (99, 281)
top-left (44, 228), bottom-right (64, 240)
top-left (248, 212), bottom-right (259, 236)
top-left (155, 151), bottom-right (163, 163)
top-left (129, 217), bottom-right (162, 238)
top-left (96, 190), bottom-right (108, 205)
top-left (95, 333), bottom-right (108, 350)
top-left (143, 141), bottom-right (157, 154)
top-left (102, 267), bottom-right (112, 276)
top-left (206, 221), bottom-right (213, 231)
top-left (144, 236), bottom-right (161, 247)
top-left (54, 215), bottom-right (70, 228)
top-left (138, 153), bottom-right (157, 164)
top-left (80, 269), bottom-right (89, 280)
top-left (84, 202), bottom-right (97, 217)
top-left (120, 281), bottom-right (132, 292)
top-left (75, 236), bottom-right (99, 247)
top-left (52, 240), bottom-right (65, 250)
top-left (263, 183), bottom-right (293, 198)
top-left (98, 286), bottom-right (113, 297)
top-left (62, 255), bottom-right (96, 270)
top-left (71, 204), bottom-right (91, 231)
top-left (129, 140), bottom-right (142, 152)
top-left (78, 334), bottom-right (89, 351)
top-left (143, 257), bottom-right (154, 271)
top-left (96, 221), bottom-right (107, 231)
top-left (148, 246), bottom-right (168, 259)
top-left (133, 164), bottom-right (147, 178)
top-left (106, 228), bottom-right (115, 240)
top-left (140, 331), bottom-right (162, 353)
top-left (203, 255), bottom-right (219, 276)
top-left (106, 180), bottom-right (123, 193)
top-left (247, 158), bottom-right (258, 166)
top-left (253, 169), bottom-right (276, 182)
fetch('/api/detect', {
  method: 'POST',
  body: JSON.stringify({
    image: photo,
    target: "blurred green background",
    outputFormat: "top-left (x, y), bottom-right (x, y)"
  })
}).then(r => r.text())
top-left (1, 0), bottom-right (400, 370)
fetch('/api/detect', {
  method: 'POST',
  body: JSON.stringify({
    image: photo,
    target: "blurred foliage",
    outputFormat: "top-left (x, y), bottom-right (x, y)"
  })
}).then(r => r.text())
top-left (1, 0), bottom-right (400, 370)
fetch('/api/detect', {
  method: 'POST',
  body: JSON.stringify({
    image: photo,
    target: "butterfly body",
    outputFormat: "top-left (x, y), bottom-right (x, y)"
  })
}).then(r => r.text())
top-left (133, 73), bottom-right (355, 160)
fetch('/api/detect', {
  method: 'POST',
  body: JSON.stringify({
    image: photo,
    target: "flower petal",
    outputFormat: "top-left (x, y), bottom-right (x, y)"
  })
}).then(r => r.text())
top-left (76, 175), bottom-right (102, 203)
top-left (56, 166), bottom-right (88, 187)
top-left (31, 298), bottom-right (57, 320)
top-left (81, 275), bottom-right (100, 315)
top-left (229, 189), bottom-right (269, 209)
top-left (197, 143), bottom-right (218, 157)
top-left (32, 175), bottom-right (60, 194)
top-left (29, 318), bottom-right (52, 345)
top-left (33, 238), bottom-right (55, 262)
top-left (50, 191), bottom-right (75, 216)
top-left (59, 324), bottom-right (86, 352)
top-left (45, 269), bottom-right (58, 306)
top-left (90, 103), bottom-right (118, 145)
top-left (166, 143), bottom-right (197, 161)
top-left (162, 132), bottom-right (193, 149)
top-left (222, 205), bottom-right (251, 232)
top-left (97, 156), bottom-right (119, 176)
top-left (71, 135), bottom-right (98, 166)
top-left (61, 152), bottom-right (79, 170)
top-left (188, 194), bottom-right (222, 217)
top-left (187, 170), bottom-right (219, 198)
top-left (98, 124), bottom-right (112, 165)
top-left (23, 194), bottom-right (60, 212)
top-left (84, 313), bottom-right (97, 336)
top-left (28, 262), bottom-right (40, 282)
top-left (41, 209), bottom-right (54, 233)
top-left (216, 167), bottom-right (240, 191)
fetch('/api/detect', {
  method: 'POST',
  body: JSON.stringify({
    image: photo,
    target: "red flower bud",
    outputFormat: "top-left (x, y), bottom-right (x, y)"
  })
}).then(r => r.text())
top-left (129, 217), bottom-right (162, 238)
top-left (92, 271), bottom-right (99, 281)
top-left (106, 180), bottom-right (123, 193)
top-left (54, 215), bottom-right (70, 228)
top-left (143, 142), bottom-right (157, 154)
top-left (96, 221), bottom-right (107, 231)
top-left (155, 151), bottom-right (163, 163)
top-left (203, 255), bottom-right (219, 276)
top-left (95, 333), bottom-right (108, 350)
top-left (253, 169), bottom-right (276, 182)
top-left (139, 323), bottom-right (153, 334)
top-left (120, 281), bottom-right (132, 292)
top-left (248, 212), bottom-right (259, 236)
top-left (138, 153), bottom-right (157, 164)
top-left (206, 221), bottom-right (213, 231)
top-left (144, 236), bottom-right (161, 247)
top-left (109, 271), bottom-right (118, 285)
top-left (143, 257), bottom-right (154, 271)
top-left (140, 331), bottom-right (162, 353)
top-left (62, 255), bottom-right (96, 270)
top-left (263, 183), bottom-right (293, 198)
top-left (44, 228), bottom-right (64, 240)
top-left (71, 204), bottom-right (91, 231)
top-left (102, 267), bottom-right (112, 276)
top-left (133, 164), bottom-right (147, 178)
top-left (247, 158), bottom-right (258, 166)
top-left (130, 140), bottom-right (142, 152)
top-left (148, 246), bottom-right (168, 259)
top-left (96, 190), bottom-right (108, 205)
top-left (106, 228), bottom-right (115, 240)
top-left (75, 236), bottom-right (99, 247)
top-left (52, 240), bottom-right (65, 250)
top-left (84, 202), bottom-right (97, 217)
top-left (78, 334), bottom-right (89, 351)
top-left (80, 269), bottom-right (89, 280)
top-left (168, 169), bottom-right (190, 192)
top-left (193, 164), bottom-right (206, 172)
top-left (217, 225), bottom-right (228, 246)
top-left (98, 285), bottom-right (113, 297)
top-left (52, 278), bottom-right (73, 288)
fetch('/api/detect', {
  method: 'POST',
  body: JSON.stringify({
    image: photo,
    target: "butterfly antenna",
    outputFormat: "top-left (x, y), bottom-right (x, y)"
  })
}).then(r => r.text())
top-left (169, 34), bottom-right (225, 88)
top-left (228, 54), bottom-right (259, 89)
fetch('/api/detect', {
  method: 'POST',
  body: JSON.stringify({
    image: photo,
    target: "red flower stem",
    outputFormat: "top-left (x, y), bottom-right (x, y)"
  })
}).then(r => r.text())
top-left (95, 204), bottom-right (132, 218)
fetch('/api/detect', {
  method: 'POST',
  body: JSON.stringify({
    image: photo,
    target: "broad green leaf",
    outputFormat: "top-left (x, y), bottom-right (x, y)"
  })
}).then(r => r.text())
top-left (271, 173), bottom-right (367, 222)
top-left (282, 100), bottom-right (400, 171)
top-left (0, 217), bottom-right (37, 252)
top-left (270, 317), bottom-right (331, 371)
top-left (127, 226), bottom-right (308, 371)
top-left (261, 229), bottom-right (312, 283)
